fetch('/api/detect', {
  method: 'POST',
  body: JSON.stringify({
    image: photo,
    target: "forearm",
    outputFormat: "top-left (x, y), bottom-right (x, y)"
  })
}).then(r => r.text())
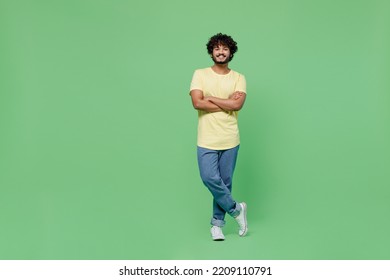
top-left (192, 98), bottom-right (223, 112)
top-left (206, 95), bottom-right (245, 111)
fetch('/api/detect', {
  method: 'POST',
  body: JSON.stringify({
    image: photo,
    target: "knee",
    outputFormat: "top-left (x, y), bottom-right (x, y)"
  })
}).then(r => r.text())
top-left (200, 171), bottom-right (220, 188)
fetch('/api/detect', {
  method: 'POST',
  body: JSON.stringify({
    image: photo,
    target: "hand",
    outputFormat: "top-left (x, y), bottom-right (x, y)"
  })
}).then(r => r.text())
top-left (229, 91), bottom-right (244, 100)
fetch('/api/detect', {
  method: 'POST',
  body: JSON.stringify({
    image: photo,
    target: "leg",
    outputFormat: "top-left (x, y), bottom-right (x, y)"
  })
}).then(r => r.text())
top-left (213, 145), bottom-right (240, 222)
top-left (213, 145), bottom-right (248, 237)
top-left (219, 145), bottom-right (239, 194)
top-left (197, 146), bottom-right (240, 227)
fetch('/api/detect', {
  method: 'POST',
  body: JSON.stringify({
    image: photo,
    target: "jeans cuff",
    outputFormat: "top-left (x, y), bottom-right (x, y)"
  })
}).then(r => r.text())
top-left (211, 218), bottom-right (226, 227)
top-left (230, 202), bottom-right (242, 218)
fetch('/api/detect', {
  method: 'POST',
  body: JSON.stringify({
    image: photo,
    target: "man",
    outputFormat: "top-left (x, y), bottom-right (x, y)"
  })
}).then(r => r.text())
top-left (189, 33), bottom-right (248, 241)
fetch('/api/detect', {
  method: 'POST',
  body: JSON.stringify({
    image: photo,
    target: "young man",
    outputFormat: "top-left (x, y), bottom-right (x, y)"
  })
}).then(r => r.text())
top-left (189, 33), bottom-right (248, 241)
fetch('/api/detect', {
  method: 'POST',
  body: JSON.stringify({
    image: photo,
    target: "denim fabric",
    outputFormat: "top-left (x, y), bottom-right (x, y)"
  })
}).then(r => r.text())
top-left (197, 145), bottom-right (241, 227)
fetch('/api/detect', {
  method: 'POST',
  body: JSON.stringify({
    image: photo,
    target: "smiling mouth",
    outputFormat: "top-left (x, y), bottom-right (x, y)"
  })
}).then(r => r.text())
top-left (213, 54), bottom-right (228, 64)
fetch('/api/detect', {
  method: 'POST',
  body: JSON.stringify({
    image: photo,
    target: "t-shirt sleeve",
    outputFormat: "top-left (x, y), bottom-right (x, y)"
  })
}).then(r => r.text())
top-left (190, 70), bottom-right (202, 92)
top-left (236, 74), bottom-right (247, 94)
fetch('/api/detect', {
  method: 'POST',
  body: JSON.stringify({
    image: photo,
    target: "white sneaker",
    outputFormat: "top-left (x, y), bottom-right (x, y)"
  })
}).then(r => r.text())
top-left (211, 226), bottom-right (225, 241)
top-left (235, 202), bottom-right (248, 236)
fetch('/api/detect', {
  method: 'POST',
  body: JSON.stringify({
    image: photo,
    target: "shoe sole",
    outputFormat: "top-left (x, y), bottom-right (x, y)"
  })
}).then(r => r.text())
top-left (239, 202), bottom-right (248, 237)
top-left (213, 237), bottom-right (225, 241)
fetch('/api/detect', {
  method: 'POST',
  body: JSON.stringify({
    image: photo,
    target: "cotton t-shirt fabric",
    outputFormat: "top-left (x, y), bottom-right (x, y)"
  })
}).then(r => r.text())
top-left (190, 67), bottom-right (246, 150)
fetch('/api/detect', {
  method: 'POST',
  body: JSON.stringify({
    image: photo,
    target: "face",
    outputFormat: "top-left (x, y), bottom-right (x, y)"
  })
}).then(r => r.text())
top-left (211, 44), bottom-right (231, 64)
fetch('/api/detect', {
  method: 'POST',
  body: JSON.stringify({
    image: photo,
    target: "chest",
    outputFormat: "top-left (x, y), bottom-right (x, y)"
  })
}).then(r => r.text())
top-left (202, 75), bottom-right (238, 98)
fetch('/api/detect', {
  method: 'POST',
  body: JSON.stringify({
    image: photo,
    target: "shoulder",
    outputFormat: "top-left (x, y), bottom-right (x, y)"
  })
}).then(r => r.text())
top-left (192, 68), bottom-right (212, 81)
top-left (193, 68), bottom-right (211, 75)
top-left (230, 69), bottom-right (245, 78)
top-left (230, 70), bottom-right (246, 85)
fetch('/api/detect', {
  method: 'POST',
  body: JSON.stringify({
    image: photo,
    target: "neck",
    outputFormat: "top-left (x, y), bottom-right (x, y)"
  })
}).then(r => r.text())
top-left (211, 63), bottom-right (230, 74)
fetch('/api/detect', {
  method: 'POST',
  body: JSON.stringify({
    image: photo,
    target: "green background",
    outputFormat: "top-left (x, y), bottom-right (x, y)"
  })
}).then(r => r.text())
top-left (1, 0), bottom-right (389, 259)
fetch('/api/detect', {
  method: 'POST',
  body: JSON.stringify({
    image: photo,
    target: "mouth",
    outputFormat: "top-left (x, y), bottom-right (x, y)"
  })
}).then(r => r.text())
top-left (213, 54), bottom-right (229, 64)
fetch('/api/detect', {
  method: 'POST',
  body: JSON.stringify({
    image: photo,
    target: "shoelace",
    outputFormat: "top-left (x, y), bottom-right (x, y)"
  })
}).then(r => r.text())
top-left (211, 227), bottom-right (223, 235)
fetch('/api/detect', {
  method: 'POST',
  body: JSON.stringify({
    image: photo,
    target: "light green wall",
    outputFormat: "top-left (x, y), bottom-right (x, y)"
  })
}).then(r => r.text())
top-left (1, 0), bottom-right (389, 259)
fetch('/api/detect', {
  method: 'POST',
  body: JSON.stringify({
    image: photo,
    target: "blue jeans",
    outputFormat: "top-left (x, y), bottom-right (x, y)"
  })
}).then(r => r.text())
top-left (197, 145), bottom-right (241, 227)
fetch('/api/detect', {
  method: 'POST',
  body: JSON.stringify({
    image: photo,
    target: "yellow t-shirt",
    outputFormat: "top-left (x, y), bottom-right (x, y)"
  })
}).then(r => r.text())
top-left (190, 67), bottom-right (247, 150)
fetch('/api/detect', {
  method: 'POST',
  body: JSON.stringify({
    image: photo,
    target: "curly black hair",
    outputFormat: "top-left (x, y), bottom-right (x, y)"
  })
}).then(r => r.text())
top-left (206, 33), bottom-right (238, 62)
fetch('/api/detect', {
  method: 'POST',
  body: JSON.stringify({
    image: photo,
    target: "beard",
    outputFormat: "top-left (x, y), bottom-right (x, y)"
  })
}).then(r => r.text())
top-left (212, 55), bottom-right (230, 64)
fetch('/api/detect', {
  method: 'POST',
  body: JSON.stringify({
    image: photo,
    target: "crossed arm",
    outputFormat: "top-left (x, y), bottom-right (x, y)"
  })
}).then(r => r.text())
top-left (190, 90), bottom-right (246, 112)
